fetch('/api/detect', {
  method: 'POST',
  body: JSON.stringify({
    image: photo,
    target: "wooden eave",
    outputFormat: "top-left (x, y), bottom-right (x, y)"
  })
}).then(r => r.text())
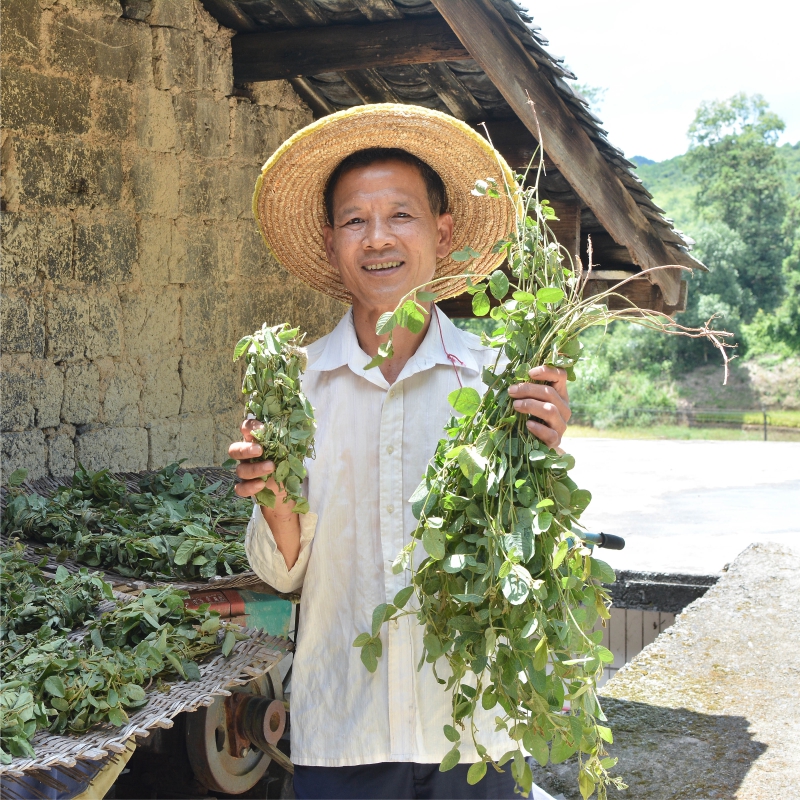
top-left (201, 0), bottom-right (704, 314)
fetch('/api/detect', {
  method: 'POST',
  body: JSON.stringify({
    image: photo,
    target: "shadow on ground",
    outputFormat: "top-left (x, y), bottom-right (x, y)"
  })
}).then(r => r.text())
top-left (531, 697), bottom-right (767, 800)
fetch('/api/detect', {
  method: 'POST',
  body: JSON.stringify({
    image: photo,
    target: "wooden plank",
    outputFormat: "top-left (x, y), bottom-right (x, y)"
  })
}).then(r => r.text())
top-left (431, 0), bottom-right (683, 306)
top-left (548, 199), bottom-right (580, 266)
top-left (271, 0), bottom-right (326, 27)
top-left (625, 608), bottom-right (643, 663)
top-left (232, 17), bottom-right (470, 83)
top-left (642, 610), bottom-right (660, 648)
top-left (414, 62), bottom-right (484, 121)
top-left (288, 77), bottom-right (337, 117)
top-left (608, 607), bottom-right (626, 670)
top-left (199, 0), bottom-right (257, 31)
top-left (341, 69), bottom-right (402, 104)
top-left (353, 0), bottom-right (402, 21)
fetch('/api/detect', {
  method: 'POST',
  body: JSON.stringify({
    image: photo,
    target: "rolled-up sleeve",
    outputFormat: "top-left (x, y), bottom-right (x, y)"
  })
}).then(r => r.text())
top-left (244, 504), bottom-right (318, 593)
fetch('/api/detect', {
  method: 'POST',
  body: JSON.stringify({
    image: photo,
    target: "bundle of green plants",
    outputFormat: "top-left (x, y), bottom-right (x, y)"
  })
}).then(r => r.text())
top-left (1, 462), bottom-right (252, 581)
top-left (0, 542), bottom-right (246, 764)
top-left (234, 322), bottom-right (316, 514)
top-left (355, 171), bottom-right (731, 798)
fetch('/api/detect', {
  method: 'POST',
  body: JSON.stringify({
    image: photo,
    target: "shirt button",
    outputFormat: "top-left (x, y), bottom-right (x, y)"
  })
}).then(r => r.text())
top-left (386, 505), bottom-right (394, 514)
top-left (387, 445), bottom-right (394, 454)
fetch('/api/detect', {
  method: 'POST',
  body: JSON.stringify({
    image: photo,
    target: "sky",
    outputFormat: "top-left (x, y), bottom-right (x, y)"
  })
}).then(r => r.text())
top-left (519, 0), bottom-right (800, 162)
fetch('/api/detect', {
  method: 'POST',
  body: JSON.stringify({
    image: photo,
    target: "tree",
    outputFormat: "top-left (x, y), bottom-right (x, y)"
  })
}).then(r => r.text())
top-left (687, 93), bottom-right (789, 313)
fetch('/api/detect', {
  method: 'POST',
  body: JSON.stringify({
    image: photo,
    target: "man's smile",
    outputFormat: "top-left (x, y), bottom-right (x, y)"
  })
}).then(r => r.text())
top-left (362, 260), bottom-right (404, 272)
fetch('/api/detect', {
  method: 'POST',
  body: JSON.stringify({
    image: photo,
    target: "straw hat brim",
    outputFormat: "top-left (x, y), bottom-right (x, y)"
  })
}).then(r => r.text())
top-left (253, 104), bottom-right (516, 303)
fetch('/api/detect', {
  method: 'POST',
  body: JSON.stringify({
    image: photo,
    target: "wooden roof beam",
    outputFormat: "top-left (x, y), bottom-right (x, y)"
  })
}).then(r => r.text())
top-left (341, 69), bottom-right (402, 104)
top-left (431, 0), bottom-right (683, 306)
top-left (414, 63), bottom-right (484, 121)
top-left (231, 17), bottom-right (470, 83)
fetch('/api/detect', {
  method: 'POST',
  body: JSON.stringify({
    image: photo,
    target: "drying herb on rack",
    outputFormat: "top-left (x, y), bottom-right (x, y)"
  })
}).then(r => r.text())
top-left (0, 545), bottom-right (246, 764)
top-left (1, 462), bottom-right (252, 580)
top-left (234, 323), bottom-right (316, 514)
top-left (355, 171), bottom-right (732, 797)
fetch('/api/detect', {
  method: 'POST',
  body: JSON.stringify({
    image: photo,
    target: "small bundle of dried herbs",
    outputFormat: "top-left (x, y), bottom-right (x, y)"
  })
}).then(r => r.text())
top-left (1, 463), bottom-right (252, 580)
top-left (0, 543), bottom-right (246, 764)
top-left (355, 171), bottom-right (731, 797)
top-left (234, 323), bottom-right (316, 514)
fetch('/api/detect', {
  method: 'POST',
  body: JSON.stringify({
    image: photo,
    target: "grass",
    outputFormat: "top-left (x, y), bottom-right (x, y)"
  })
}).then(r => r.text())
top-left (564, 425), bottom-right (800, 442)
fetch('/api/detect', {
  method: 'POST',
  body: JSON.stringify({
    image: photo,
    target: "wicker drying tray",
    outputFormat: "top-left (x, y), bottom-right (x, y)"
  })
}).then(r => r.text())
top-left (0, 467), bottom-right (293, 596)
top-left (0, 627), bottom-right (290, 778)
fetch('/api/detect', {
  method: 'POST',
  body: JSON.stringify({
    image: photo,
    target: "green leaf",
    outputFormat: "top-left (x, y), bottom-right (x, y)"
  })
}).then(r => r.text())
top-left (467, 761), bottom-right (487, 785)
top-left (472, 291), bottom-right (490, 316)
top-left (372, 603), bottom-right (389, 637)
top-left (598, 724), bottom-right (614, 743)
top-left (523, 731), bottom-right (549, 766)
top-left (457, 446), bottom-right (487, 482)
top-left (107, 706), bottom-right (128, 727)
top-left (416, 290), bottom-right (437, 302)
top-left (8, 468), bottom-right (28, 488)
top-left (448, 387), bottom-right (481, 416)
top-left (579, 770), bottom-right (595, 800)
top-left (222, 629), bottom-right (236, 657)
top-left (422, 527), bottom-right (445, 561)
top-left (54, 565), bottom-right (70, 583)
top-left (443, 724), bottom-right (460, 742)
top-left (488, 270), bottom-right (510, 300)
top-left (393, 586), bottom-right (415, 609)
top-left (550, 734), bottom-right (577, 764)
top-left (43, 676), bottom-right (65, 698)
top-left (451, 246), bottom-right (481, 262)
top-left (552, 540), bottom-right (569, 570)
top-left (570, 489), bottom-right (592, 513)
top-left (173, 540), bottom-right (196, 566)
top-left (500, 565), bottom-right (531, 605)
top-left (439, 747), bottom-right (461, 772)
top-left (590, 558), bottom-right (617, 584)
top-left (512, 290), bottom-right (536, 303)
top-left (360, 641), bottom-right (379, 673)
top-left (233, 336), bottom-right (252, 360)
top-left (537, 287), bottom-right (565, 304)
top-left (375, 311), bottom-right (397, 335)
top-left (353, 633), bottom-right (372, 647)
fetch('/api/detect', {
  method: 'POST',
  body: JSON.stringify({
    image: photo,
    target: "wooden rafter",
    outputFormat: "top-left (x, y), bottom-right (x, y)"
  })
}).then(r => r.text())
top-left (431, 0), bottom-right (683, 306)
top-left (231, 17), bottom-right (470, 83)
top-left (413, 63), bottom-right (484, 121)
top-left (352, 0), bottom-right (402, 21)
top-left (341, 69), bottom-right (402, 104)
top-left (289, 77), bottom-right (337, 116)
top-left (199, 0), bottom-right (257, 31)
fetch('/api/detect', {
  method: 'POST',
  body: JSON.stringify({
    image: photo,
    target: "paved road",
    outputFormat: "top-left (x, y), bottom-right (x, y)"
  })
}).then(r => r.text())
top-left (561, 438), bottom-right (800, 575)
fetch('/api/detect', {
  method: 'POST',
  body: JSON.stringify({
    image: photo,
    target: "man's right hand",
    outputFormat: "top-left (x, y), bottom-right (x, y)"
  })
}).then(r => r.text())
top-left (228, 419), bottom-right (285, 500)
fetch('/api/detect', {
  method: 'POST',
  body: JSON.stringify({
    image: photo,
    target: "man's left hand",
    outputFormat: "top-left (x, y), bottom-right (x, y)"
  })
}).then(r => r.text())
top-left (509, 365), bottom-right (571, 450)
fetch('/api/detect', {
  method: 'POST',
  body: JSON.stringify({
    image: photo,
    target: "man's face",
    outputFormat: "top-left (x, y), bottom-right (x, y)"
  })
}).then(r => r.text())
top-left (323, 161), bottom-right (454, 312)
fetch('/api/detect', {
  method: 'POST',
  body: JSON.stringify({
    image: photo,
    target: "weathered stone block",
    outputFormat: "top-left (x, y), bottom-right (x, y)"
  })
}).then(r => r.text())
top-left (62, 362), bottom-right (101, 425)
top-left (152, 27), bottom-right (192, 91)
top-left (12, 138), bottom-right (123, 208)
top-left (119, 286), bottom-right (181, 356)
top-left (195, 32), bottom-right (233, 95)
top-left (174, 92), bottom-right (230, 159)
top-left (1, 290), bottom-right (46, 357)
top-left (74, 426), bottom-right (148, 472)
top-left (74, 214), bottom-right (137, 283)
top-left (1, 212), bottom-right (73, 286)
top-left (182, 285), bottom-right (231, 350)
top-left (245, 80), bottom-right (308, 113)
top-left (180, 350), bottom-right (238, 414)
top-left (140, 354), bottom-right (182, 418)
top-left (226, 164), bottom-right (257, 220)
top-left (231, 100), bottom-right (274, 162)
top-left (236, 219), bottom-right (282, 281)
top-left (86, 292), bottom-right (124, 359)
top-left (293, 282), bottom-right (346, 341)
top-left (134, 89), bottom-right (180, 153)
top-left (213, 407), bottom-right (242, 466)
top-left (0, 0), bottom-right (41, 63)
top-left (48, 432), bottom-right (75, 478)
top-left (31, 359), bottom-right (64, 429)
top-left (99, 359), bottom-right (140, 426)
top-left (1, 68), bottom-right (90, 134)
top-left (170, 220), bottom-right (219, 283)
top-left (148, 415), bottom-right (214, 469)
top-left (148, 0), bottom-right (194, 30)
top-left (1, 429), bottom-right (47, 481)
top-left (179, 161), bottom-right (228, 219)
top-left (49, 12), bottom-right (151, 83)
top-left (46, 292), bottom-right (91, 361)
top-left (137, 216), bottom-right (174, 286)
top-left (1, 356), bottom-right (35, 431)
top-left (93, 82), bottom-right (133, 137)
top-left (121, 0), bottom-right (152, 21)
top-left (130, 153), bottom-right (180, 216)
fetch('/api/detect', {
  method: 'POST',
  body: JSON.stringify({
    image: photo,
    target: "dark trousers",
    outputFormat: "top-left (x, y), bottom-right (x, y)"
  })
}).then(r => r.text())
top-left (293, 762), bottom-right (518, 800)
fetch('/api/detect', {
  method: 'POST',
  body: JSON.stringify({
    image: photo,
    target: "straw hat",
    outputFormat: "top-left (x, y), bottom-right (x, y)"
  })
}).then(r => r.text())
top-left (252, 104), bottom-right (516, 303)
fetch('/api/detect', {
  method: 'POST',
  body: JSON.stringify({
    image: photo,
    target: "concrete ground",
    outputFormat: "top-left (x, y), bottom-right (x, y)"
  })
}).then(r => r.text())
top-left (560, 438), bottom-right (800, 575)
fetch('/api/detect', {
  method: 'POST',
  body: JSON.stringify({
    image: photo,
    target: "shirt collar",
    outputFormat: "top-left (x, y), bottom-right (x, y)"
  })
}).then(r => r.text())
top-left (306, 306), bottom-right (480, 389)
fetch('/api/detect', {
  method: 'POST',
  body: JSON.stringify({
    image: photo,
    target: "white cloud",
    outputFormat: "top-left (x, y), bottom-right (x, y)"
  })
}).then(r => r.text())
top-left (518, 0), bottom-right (800, 161)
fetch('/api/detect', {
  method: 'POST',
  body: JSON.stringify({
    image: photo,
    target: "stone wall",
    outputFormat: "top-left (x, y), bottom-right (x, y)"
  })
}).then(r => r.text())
top-left (1, 0), bottom-right (346, 479)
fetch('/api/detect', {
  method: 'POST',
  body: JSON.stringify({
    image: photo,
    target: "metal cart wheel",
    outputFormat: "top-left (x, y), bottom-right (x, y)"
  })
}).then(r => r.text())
top-left (185, 670), bottom-right (286, 795)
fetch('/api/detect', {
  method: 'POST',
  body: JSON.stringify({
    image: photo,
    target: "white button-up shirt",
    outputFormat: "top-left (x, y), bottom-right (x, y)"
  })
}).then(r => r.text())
top-left (245, 308), bottom-right (515, 767)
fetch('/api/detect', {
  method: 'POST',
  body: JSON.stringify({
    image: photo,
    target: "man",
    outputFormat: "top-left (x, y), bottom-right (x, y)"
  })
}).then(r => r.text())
top-left (230, 105), bottom-right (570, 799)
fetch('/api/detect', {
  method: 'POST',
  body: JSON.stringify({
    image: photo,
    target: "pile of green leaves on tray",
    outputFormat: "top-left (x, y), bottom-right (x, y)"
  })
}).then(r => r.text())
top-left (1, 462), bottom-right (253, 581)
top-left (354, 171), bottom-right (731, 798)
top-left (0, 543), bottom-right (246, 764)
top-left (234, 322), bottom-right (316, 514)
